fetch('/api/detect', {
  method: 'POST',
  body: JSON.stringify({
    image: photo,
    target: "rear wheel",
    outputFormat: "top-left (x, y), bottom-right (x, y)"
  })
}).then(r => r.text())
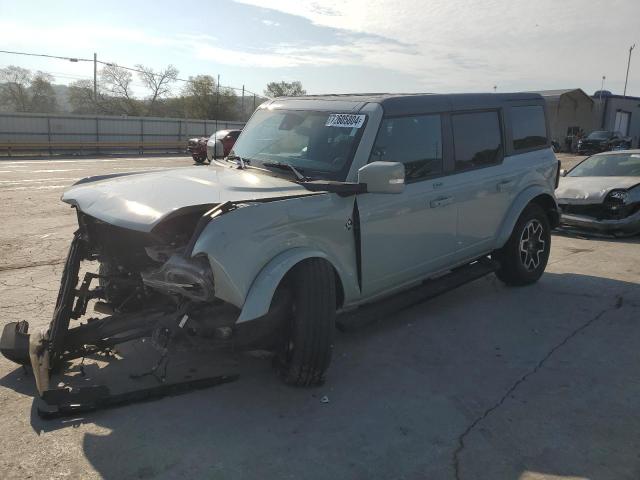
top-left (274, 259), bottom-right (336, 386)
top-left (494, 204), bottom-right (551, 286)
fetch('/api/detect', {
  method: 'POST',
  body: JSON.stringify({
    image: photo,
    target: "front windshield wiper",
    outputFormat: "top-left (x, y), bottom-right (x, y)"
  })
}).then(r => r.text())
top-left (262, 162), bottom-right (310, 182)
top-left (226, 154), bottom-right (249, 169)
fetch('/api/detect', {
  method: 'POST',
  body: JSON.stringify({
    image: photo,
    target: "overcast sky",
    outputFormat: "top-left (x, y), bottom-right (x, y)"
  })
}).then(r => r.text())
top-left (1, 0), bottom-right (639, 97)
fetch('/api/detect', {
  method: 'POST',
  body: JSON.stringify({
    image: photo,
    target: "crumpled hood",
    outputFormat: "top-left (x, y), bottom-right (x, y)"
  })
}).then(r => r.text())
top-left (62, 164), bottom-right (312, 232)
top-left (556, 176), bottom-right (640, 204)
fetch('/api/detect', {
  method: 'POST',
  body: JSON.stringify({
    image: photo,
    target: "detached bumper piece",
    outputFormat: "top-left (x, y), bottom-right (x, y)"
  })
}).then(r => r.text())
top-left (37, 374), bottom-right (239, 420)
top-left (0, 231), bottom-right (239, 419)
top-left (0, 321), bottom-right (30, 365)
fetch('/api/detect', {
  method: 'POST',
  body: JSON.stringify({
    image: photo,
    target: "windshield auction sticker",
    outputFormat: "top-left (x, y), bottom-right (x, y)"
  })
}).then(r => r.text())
top-left (325, 114), bottom-right (366, 128)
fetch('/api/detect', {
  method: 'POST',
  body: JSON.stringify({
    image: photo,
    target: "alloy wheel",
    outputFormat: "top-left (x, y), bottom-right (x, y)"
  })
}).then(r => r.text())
top-left (519, 219), bottom-right (546, 271)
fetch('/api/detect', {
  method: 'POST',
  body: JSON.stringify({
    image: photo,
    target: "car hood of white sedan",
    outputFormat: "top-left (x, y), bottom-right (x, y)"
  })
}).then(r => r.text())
top-left (556, 176), bottom-right (640, 204)
top-left (62, 164), bottom-right (313, 232)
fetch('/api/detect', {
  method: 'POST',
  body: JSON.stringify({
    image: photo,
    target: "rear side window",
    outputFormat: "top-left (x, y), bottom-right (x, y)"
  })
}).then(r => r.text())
top-left (511, 105), bottom-right (547, 150)
top-left (452, 111), bottom-right (503, 171)
top-left (370, 114), bottom-right (443, 181)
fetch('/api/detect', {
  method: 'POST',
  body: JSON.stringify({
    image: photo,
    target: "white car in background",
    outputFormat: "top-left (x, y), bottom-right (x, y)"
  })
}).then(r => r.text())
top-left (556, 150), bottom-right (640, 236)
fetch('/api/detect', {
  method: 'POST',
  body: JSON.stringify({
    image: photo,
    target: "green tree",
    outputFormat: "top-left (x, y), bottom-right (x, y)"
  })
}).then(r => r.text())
top-left (68, 79), bottom-right (99, 114)
top-left (181, 75), bottom-right (238, 120)
top-left (29, 71), bottom-right (58, 113)
top-left (264, 80), bottom-right (306, 98)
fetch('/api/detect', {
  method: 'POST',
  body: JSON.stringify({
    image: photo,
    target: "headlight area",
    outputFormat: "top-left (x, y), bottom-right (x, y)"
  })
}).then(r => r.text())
top-left (604, 188), bottom-right (639, 219)
top-left (141, 253), bottom-right (215, 302)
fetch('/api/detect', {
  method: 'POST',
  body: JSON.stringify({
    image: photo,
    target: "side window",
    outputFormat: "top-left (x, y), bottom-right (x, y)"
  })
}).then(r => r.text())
top-left (452, 111), bottom-right (502, 172)
top-left (511, 105), bottom-right (548, 150)
top-left (369, 114), bottom-right (443, 181)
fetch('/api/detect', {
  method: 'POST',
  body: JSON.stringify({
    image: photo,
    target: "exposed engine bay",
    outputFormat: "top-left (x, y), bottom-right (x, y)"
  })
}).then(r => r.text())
top-left (0, 202), bottom-right (289, 418)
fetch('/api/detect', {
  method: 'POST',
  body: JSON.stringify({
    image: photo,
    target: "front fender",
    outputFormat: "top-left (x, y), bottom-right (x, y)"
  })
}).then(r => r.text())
top-left (494, 185), bottom-right (558, 249)
top-left (237, 248), bottom-right (342, 323)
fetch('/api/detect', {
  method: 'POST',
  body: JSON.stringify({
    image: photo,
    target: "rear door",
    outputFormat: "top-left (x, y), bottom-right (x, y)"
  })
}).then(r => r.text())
top-left (357, 113), bottom-right (459, 297)
top-left (446, 110), bottom-right (514, 258)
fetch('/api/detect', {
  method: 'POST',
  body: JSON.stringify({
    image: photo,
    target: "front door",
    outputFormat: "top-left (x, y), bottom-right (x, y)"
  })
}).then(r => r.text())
top-left (356, 113), bottom-right (458, 297)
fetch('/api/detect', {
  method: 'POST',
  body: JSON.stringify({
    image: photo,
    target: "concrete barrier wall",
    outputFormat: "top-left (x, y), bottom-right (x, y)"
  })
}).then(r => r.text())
top-left (0, 112), bottom-right (245, 156)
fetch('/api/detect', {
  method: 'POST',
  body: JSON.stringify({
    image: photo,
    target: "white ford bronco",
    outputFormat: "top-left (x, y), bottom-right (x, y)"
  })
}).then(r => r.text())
top-left (1, 93), bottom-right (560, 416)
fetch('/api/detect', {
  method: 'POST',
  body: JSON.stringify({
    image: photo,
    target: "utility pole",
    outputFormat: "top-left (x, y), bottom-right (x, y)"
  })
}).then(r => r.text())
top-left (93, 53), bottom-right (97, 100)
top-left (215, 74), bottom-right (220, 135)
top-left (599, 75), bottom-right (606, 106)
top-left (241, 84), bottom-right (245, 120)
top-left (623, 44), bottom-right (635, 97)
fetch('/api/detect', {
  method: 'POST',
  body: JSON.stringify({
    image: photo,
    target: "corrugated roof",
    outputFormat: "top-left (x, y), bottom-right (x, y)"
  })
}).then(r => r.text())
top-left (531, 89), bottom-right (593, 104)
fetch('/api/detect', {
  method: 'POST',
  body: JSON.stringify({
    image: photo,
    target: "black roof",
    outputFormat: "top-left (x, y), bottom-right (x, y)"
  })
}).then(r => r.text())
top-left (273, 92), bottom-right (544, 116)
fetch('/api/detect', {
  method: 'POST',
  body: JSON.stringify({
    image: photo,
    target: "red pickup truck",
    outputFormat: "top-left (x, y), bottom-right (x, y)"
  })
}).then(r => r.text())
top-left (187, 129), bottom-right (241, 164)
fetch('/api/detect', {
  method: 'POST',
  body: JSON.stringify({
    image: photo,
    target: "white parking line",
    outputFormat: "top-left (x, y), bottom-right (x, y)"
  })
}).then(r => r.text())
top-left (28, 169), bottom-right (87, 173)
top-left (0, 177), bottom-right (80, 185)
top-left (1, 185), bottom-right (67, 191)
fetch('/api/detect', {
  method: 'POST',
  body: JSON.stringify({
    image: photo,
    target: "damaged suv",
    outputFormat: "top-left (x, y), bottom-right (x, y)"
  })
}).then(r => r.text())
top-left (1, 93), bottom-right (560, 416)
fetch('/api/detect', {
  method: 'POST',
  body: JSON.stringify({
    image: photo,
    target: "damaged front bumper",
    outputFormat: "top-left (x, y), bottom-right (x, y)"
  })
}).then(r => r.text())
top-left (560, 209), bottom-right (640, 236)
top-left (0, 209), bottom-right (286, 418)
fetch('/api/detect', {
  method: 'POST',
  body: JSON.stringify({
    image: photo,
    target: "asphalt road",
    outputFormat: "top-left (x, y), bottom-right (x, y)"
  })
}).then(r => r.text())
top-left (0, 154), bottom-right (639, 480)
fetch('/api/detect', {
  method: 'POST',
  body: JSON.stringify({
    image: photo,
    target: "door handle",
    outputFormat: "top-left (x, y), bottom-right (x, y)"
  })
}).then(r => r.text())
top-left (497, 180), bottom-right (514, 192)
top-left (430, 196), bottom-right (453, 208)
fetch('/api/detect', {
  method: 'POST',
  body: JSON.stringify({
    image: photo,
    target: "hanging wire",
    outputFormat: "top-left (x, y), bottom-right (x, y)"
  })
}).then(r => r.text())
top-left (0, 49), bottom-right (268, 98)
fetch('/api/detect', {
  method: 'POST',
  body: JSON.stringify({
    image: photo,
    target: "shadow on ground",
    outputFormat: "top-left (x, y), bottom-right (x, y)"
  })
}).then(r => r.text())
top-left (2, 271), bottom-right (639, 479)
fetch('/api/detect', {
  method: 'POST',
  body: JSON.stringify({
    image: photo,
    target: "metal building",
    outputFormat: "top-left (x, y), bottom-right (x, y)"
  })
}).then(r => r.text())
top-left (533, 89), bottom-right (596, 152)
top-left (593, 93), bottom-right (640, 149)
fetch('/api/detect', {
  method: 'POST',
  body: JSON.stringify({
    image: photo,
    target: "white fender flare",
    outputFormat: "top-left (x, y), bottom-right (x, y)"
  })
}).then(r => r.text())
top-left (237, 248), bottom-right (345, 323)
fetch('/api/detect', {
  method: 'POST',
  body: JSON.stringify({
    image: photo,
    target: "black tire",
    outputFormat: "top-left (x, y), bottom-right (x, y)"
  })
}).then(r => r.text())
top-left (494, 204), bottom-right (551, 286)
top-left (275, 259), bottom-right (336, 386)
top-left (193, 155), bottom-right (206, 164)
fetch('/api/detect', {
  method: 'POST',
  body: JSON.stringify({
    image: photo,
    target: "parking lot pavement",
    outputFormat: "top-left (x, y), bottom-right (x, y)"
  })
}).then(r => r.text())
top-left (0, 154), bottom-right (638, 480)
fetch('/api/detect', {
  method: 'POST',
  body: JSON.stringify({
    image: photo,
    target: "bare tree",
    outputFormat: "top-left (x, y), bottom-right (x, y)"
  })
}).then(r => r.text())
top-left (100, 64), bottom-right (139, 115)
top-left (136, 64), bottom-right (179, 115)
top-left (0, 66), bottom-right (33, 112)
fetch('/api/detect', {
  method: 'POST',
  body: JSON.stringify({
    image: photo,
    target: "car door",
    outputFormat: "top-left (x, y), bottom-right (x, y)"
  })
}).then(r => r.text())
top-left (357, 113), bottom-right (459, 297)
top-left (447, 110), bottom-right (515, 257)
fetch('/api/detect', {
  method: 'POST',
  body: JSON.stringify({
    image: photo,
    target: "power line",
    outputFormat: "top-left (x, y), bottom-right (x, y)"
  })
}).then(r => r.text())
top-left (0, 48), bottom-right (266, 98)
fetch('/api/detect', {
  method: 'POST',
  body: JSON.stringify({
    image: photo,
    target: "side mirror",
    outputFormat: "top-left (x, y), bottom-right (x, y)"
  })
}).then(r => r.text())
top-left (560, 169), bottom-right (568, 177)
top-left (358, 161), bottom-right (405, 194)
top-left (214, 139), bottom-right (224, 159)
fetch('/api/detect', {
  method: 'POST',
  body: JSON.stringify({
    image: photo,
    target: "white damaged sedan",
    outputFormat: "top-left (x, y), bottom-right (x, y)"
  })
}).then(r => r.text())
top-left (556, 150), bottom-right (640, 236)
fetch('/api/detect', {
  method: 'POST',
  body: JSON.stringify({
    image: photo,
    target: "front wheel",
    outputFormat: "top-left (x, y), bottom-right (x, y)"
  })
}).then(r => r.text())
top-left (274, 259), bottom-right (336, 386)
top-left (192, 154), bottom-right (206, 164)
top-left (494, 204), bottom-right (551, 286)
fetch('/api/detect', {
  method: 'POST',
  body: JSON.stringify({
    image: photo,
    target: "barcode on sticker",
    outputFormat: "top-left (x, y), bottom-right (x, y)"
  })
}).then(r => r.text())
top-left (325, 114), bottom-right (366, 128)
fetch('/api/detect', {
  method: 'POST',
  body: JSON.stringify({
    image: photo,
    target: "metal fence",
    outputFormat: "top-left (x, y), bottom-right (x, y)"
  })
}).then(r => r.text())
top-left (0, 112), bottom-right (245, 156)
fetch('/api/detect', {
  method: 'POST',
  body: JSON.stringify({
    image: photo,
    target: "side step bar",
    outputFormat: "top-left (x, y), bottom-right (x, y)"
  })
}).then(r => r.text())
top-left (337, 257), bottom-right (499, 332)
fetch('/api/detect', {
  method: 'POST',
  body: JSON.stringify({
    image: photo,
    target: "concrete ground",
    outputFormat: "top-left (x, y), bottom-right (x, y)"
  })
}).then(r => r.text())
top-left (0, 153), bottom-right (638, 480)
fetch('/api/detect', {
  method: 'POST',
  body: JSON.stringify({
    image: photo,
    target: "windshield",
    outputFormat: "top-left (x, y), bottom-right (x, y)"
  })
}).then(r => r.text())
top-left (587, 131), bottom-right (611, 140)
top-left (568, 153), bottom-right (640, 177)
top-left (229, 109), bottom-right (366, 181)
